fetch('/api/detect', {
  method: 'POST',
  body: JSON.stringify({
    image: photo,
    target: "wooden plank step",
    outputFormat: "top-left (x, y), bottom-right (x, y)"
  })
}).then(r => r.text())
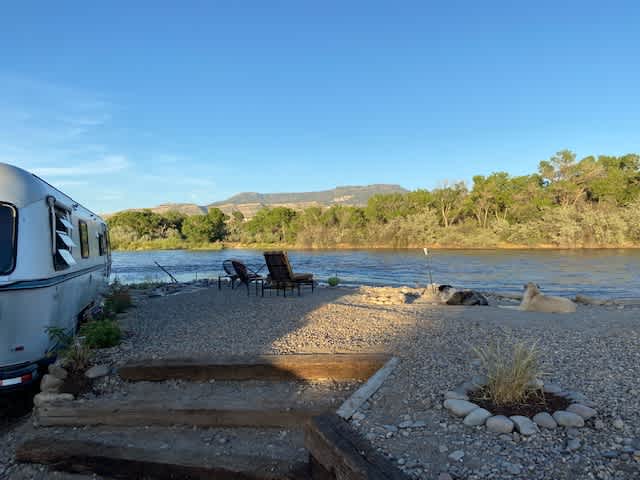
top-left (119, 354), bottom-right (391, 382)
top-left (304, 414), bottom-right (410, 480)
top-left (36, 400), bottom-right (329, 428)
top-left (16, 437), bottom-right (309, 480)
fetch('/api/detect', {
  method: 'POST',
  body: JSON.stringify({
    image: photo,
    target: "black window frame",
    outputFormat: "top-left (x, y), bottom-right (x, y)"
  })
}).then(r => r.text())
top-left (0, 202), bottom-right (18, 275)
top-left (79, 220), bottom-right (90, 259)
top-left (98, 233), bottom-right (105, 256)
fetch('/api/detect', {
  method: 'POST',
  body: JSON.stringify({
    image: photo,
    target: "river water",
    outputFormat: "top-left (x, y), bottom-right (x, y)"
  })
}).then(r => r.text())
top-left (110, 249), bottom-right (640, 299)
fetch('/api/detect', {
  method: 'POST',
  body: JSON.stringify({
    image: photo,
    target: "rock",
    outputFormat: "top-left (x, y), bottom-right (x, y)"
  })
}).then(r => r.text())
top-left (463, 408), bottom-right (492, 426)
top-left (533, 412), bottom-right (557, 429)
top-left (85, 364), bottom-right (110, 379)
top-left (594, 419), bottom-right (605, 430)
top-left (612, 418), bottom-right (624, 430)
top-left (510, 415), bottom-right (538, 436)
top-left (352, 412), bottom-right (366, 421)
top-left (528, 378), bottom-right (544, 390)
top-left (444, 391), bottom-right (469, 401)
top-left (399, 420), bottom-right (414, 429)
top-left (33, 392), bottom-right (74, 407)
top-left (443, 399), bottom-right (479, 417)
top-left (40, 374), bottom-right (63, 393)
top-left (411, 420), bottom-right (427, 428)
top-left (553, 411), bottom-right (585, 428)
top-left (543, 383), bottom-right (563, 394)
top-left (383, 425), bottom-right (398, 432)
top-left (567, 438), bottom-right (581, 452)
top-left (486, 415), bottom-right (514, 434)
top-left (601, 450), bottom-right (619, 459)
top-left (504, 462), bottom-right (522, 475)
top-left (567, 403), bottom-right (597, 420)
top-left (566, 427), bottom-right (580, 438)
top-left (471, 375), bottom-right (488, 388)
top-left (448, 450), bottom-right (464, 462)
top-left (48, 364), bottom-right (68, 380)
top-left (438, 474), bottom-right (453, 480)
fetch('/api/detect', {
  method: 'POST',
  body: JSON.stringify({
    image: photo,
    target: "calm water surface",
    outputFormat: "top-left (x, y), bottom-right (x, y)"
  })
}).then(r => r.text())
top-left (111, 249), bottom-right (640, 299)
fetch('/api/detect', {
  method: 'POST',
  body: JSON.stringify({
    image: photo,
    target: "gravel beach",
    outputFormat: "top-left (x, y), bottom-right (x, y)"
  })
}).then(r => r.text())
top-left (2, 284), bottom-right (639, 479)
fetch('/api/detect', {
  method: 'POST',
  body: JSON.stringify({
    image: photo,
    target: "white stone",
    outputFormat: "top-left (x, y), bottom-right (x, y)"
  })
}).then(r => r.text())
top-left (40, 374), bottom-right (63, 393)
top-left (612, 418), bottom-right (625, 430)
top-left (444, 391), bottom-right (469, 401)
top-left (528, 378), bottom-right (544, 390)
top-left (85, 364), bottom-right (110, 379)
top-left (553, 411), bottom-right (585, 428)
top-left (48, 364), bottom-right (68, 380)
top-left (567, 403), bottom-right (597, 420)
top-left (543, 383), bottom-right (563, 394)
top-left (463, 408), bottom-right (492, 426)
top-left (533, 412), bottom-right (557, 429)
top-left (448, 450), bottom-right (464, 462)
top-left (443, 399), bottom-right (479, 417)
top-left (486, 415), bottom-right (514, 433)
top-left (510, 416), bottom-right (538, 436)
top-left (33, 392), bottom-right (74, 407)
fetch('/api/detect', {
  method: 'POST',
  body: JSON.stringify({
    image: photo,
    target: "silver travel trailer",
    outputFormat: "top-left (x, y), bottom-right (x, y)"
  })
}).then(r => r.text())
top-left (0, 162), bottom-right (111, 392)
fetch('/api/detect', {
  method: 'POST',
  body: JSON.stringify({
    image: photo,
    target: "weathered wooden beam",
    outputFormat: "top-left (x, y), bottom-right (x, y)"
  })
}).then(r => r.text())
top-left (36, 400), bottom-right (328, 428)
top-left (16, 437), bottom-right (309, 480)
top-left (304, 414), bottom-right (410, 480)
top-left (119, 354), bottom-right (392, 382)
top-left (337, 357), bottom-right (399, 420)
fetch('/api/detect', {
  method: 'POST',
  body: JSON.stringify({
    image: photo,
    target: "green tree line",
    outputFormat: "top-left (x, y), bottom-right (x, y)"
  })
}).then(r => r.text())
top-left (108, 151), bottom-right (640, 250)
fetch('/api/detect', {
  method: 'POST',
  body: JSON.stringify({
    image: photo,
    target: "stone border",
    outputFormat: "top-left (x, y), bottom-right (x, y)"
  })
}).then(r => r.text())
top-left (443, 376), bottom-right (597, 436)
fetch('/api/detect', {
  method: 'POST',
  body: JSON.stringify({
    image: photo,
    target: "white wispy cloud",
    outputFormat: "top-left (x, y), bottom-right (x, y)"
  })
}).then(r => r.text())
top-left (31, 155), bottom-right (130, 177)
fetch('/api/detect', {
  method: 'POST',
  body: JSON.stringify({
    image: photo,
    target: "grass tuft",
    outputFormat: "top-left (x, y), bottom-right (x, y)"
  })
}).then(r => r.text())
top-left (474, 340), bottom-right (543, 406)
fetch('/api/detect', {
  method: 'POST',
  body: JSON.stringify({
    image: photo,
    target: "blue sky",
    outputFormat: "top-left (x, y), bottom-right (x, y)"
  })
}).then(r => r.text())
top-left (1, 1), bottom-right (639, 213)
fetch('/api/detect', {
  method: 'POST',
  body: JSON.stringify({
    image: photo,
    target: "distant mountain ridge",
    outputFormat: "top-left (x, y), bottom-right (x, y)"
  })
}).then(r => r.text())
top-left (107, 184), bottom-right (407, 218)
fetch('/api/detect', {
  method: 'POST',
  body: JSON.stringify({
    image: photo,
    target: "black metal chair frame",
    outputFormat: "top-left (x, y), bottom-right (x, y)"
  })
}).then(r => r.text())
top-left (218, 259), bottom-right (240, 290)
top-left (231, 260), bottom-right (264, 296)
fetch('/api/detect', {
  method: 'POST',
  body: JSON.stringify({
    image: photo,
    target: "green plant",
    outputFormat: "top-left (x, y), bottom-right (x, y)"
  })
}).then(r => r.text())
top-left (46, 327), bottom-right (92, 372)
top-left (474, 340), bottom-right (542, 406)
top-left (80, 319), bottom-right (122, 349)
top-left (45, 326), bottom-right (73, 348)
top-left (64, 337), bottom-right (93, 372)
top-left (105, 282), bottom-right (132, 314)
top-left (328, 276), bottom-right (340, 287)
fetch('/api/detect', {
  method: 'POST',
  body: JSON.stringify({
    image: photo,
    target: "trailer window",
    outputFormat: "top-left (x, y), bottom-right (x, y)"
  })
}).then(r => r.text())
top-left (53, 205), bottom-right (76, 270)
top-left (79, 221), bottom-right (90, 258)
top-left (0, 204), bottom-right (17, 275)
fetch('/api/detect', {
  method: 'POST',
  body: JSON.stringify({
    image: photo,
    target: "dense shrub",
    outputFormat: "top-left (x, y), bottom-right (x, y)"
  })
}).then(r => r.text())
top-left (80, 320), bottom-right (122, 349)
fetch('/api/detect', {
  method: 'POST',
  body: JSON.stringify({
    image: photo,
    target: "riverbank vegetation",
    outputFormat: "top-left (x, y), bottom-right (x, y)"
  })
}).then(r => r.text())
top-left (108, 151), bottom-right (640, 250)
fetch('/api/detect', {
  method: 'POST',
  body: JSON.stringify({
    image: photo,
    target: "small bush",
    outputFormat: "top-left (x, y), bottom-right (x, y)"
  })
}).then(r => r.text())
top-left (474, 340), bottom-right (542, 406)
top-left (64, 337), bottom-right (93, 372)
top-left (80, 320), bottom-right (122, 349)
top-left (328, 276), bottom-right (340, 287)
top-left (45, 328), bottom-right (92, 372)
top-left (105, 282), bottom-right (132, 314)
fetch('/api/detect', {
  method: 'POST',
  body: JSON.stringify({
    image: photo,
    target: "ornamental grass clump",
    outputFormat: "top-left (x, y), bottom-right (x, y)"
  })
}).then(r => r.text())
top-left (474, 340), bottom-right (542, 406)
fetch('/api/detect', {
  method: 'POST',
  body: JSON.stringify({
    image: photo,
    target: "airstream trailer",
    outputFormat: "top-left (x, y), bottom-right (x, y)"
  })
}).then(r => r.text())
top-left (0, 162), bottom-right (111, 392)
